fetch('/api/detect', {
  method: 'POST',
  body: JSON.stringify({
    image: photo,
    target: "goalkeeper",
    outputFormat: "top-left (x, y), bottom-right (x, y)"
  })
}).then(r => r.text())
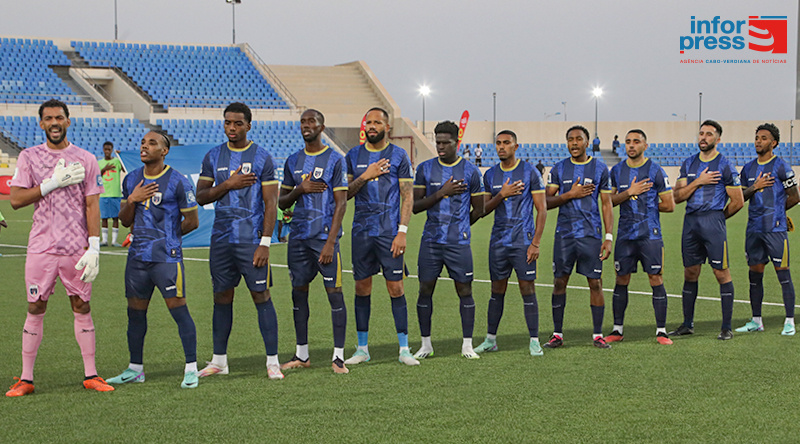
top-left (6, 100), bottom-right (111, 397)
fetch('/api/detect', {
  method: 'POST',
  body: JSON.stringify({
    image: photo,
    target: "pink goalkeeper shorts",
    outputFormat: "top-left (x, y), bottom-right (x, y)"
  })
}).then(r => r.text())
top-left (25, 253), bottom-right (92, 302)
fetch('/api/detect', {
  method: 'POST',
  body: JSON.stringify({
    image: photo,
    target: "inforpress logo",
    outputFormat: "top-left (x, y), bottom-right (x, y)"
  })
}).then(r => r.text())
top-left (748, 16), bottom-right (787, 53)
top-left (679, 15), bottom-right (787, 54)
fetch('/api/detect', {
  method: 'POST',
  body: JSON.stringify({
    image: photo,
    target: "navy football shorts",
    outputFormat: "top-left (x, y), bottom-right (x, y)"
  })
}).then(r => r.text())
top-left (614, 238), bottom-right (664, 276)
top-left (418, 241), bottom-right (473, 283)
top-left (552, 235), bottom-right (603, 279)
top-left (489, 243), bottom-right (537, 281)
top-left (287, 238), bottom-right (342, 288)
top-left (125, 258), bottom-right (186, 299)
top-left (745, 231), bottom-right (789, 268)
top-left (682, 211), bottom-right (728, 269)
top-left (210, 242), bottom-right (273, 293)
top-left (351, 233), bottom-right (405, 281)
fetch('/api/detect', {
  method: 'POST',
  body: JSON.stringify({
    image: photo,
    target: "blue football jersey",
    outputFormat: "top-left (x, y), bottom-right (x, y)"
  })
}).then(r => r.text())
top-left (678, 152), bottom-right (740, 214)
top-left (122, 166), bottom-right (197, 263)
top-left (281, 146), bottom-right (347, 241)
top-left (199, 142), bottom-right (278, 244)
top-left (610, 158), bottom-right (671, 240)
top-left (483, 159), bottom-right (545, 247)
top-left (740, 155), bottom-right (796, 233)
top-left (346, 143), bottom-right (412, 237)
top-left (414, 156), bottom-right (483, 245)
top-left (548, 156), bottom-right (611, 239)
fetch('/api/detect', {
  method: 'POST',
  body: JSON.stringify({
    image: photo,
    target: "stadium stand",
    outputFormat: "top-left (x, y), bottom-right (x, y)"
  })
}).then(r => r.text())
top-left (158, 118), bottom-right (319, 180)
top-left (643, 142), bottom-right (800, 167)
top-left (0, 37), bottom-right (84, 105)
top-left (0, 115), bottom-right (149, 155)
top-left (462, 142), bottom-right (569, 167)
top-left (71, 41), bottom-right (289, 110)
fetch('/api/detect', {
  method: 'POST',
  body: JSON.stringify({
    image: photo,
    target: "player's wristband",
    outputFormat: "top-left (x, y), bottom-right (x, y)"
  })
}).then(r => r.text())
top-left (259, 236), bottom-right (271, 247)
top-left (88, 236), bottom-right (100, 252)
top-left (605, 233), bottom-right (613, 242)
top-left (398, 224), bottom-right (408, 233)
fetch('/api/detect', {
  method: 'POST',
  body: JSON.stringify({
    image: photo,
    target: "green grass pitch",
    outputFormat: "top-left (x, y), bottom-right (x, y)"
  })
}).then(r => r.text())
top-left (0, 197), bottom-right (798, 443)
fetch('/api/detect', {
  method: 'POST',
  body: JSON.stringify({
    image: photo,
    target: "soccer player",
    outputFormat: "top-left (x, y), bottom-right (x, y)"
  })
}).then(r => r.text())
top-left (605, 129), bottom-right (675, 345)
top-left (544, 125), bottom-right (614, 349)
top-left (194, 103), bottom-right (283, 380)
top-left (107, 130), bottom-right (200, 388)
top-left (7, 99), bottom-right (112, 397)
top-left (279, 109), bottom-right (350, 374)
top-left (474, 130), bottom-right (547, 356)
top-left (98, 141), bottom-right (125, 247)
top-left (412, 120), bottom-right (485, 360)
top-left (736, 123), bottom-right (799, 335)
top-left (669, 120), bottom-right (743, 340)
top-left (343, 107), bottom-right (419, 366)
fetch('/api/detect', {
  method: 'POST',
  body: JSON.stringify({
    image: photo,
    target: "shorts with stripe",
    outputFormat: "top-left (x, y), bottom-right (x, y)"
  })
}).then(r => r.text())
top-left (125, 258), bottom-right (186, 299)
top-left (745, 231), bottom-right (789, 268)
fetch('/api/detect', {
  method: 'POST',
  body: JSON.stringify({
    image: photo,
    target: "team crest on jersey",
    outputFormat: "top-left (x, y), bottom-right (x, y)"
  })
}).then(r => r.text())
top-left (96, 175), bottom-right (103, 187)
top-left (242, 162), bottom-right (252, 174)
top-left (732, 174), bottom-right (741, 187)
top-left (29, 285), bottom-right (38, 297)
top-left (186, 190), bottom-right (196, 205)
top-left (614, 261), bottom-right (620, 272)
top-left (313, 167), bottom-right (324, 179)
top-left (152, 192), bottom-right (162, 205)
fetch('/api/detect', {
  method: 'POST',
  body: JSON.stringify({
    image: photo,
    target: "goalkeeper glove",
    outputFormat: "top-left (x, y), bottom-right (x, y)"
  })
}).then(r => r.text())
top-left (41, 159), bottom-right (85, 196)
top-left (75, 236), bottom-right (100, 283)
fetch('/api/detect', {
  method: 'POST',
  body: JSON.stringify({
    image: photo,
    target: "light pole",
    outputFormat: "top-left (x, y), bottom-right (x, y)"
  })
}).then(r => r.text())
top-left (562, 101), bottom-right (567, 121)
top-left (593, 87), bottom-right (603, 138)
top-left (698, 92), bottom-right (703, 127)
top-left (114, 0), bottom-right (118, 41)
top-left (419, 85), bottom-right (430, 137)
top-left (226, 0), bottom-right (241, 44)
top-left (492, 92), bottom-right (497, 140)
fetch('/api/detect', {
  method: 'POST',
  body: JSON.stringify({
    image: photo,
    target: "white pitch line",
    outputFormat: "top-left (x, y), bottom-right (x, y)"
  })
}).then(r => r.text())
top-left (0, 243), bottom-right (796, 308)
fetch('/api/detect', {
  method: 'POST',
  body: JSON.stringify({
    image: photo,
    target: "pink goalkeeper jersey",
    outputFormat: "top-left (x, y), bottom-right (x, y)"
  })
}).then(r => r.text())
top-left (11, 142), bottom-right (104, 255)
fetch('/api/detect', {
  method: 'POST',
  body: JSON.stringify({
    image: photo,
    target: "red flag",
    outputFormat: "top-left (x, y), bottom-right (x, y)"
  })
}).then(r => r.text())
top-left (358, 113), bottom-right (367, 145)
top-left (457, 110), bottom-right (469, 149)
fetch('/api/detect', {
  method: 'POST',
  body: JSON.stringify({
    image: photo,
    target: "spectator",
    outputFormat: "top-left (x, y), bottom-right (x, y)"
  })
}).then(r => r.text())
top-left (536, 159), bottom-right (545, 176)
top-left (612, 135), bottom-right (620, 154)
top-left (474, 143), bottom-right (483, 167)
top-left (592, 136), bottom-right (600, 153)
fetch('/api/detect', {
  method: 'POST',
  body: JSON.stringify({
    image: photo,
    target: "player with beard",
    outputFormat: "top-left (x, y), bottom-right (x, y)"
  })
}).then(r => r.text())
top-left (736, 123), bottom-right (799, 335)
top-left (7, 99), bottom-right (112, 397)
top-left (605, 129), bottom-right (675, 345)
top-left (279, 109), bottom-right (350, 374)
top-left (669, 120), bottom-right (743, 340)
top-left (195, 102), bottom-right (283, 380)
top-left (543, 125), bottom-right (614, 349)
top-left (343, 108), bottom-right (419, 366)
top-left (412, 121), bottom-right (485, 360)
top-left (474, 130), bottom-right (548, 357)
